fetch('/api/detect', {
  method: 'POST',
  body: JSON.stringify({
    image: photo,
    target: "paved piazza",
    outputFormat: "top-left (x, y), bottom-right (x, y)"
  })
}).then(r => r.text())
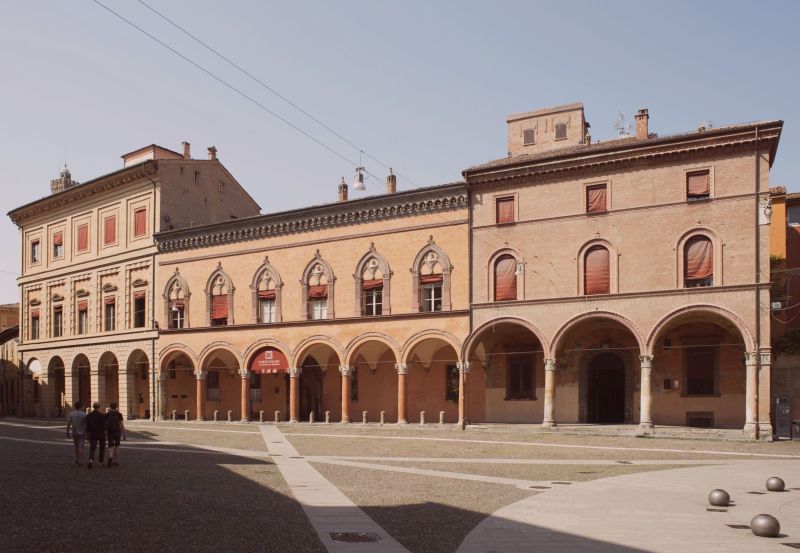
top-left (2, 420), bottom-right (800, 552)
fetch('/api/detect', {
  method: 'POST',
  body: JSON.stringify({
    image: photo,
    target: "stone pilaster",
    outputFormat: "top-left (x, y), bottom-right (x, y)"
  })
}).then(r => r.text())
top-left (637, 355), bottom-right (654, 436)
top-left (339, 366), bottom-right (352, 423)
top-left (542, 358), bottom-right (557, 428)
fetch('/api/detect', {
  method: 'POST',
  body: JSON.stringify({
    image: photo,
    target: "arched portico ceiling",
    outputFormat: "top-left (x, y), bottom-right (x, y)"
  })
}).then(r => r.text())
top-left (646, 304), bottom-right (754, 356)
top-left (400, 330), bottom-right (462, 367)
top-left (344, 332), bottom-right (400, 369)
top-left (71, 353), bottom-right (90, 369)
top-left (462, 317), bottom-right (549, 362)
top-left (159, 344), bottom-right (199, 370)
top-left (126, 349), bottom-right (150, 370)
top-left (199, 342), bottom-right (242, 370)
top-left (551, 311), bottom-right (646, 357)
top-left (292, 335), bottom-right (344, 369)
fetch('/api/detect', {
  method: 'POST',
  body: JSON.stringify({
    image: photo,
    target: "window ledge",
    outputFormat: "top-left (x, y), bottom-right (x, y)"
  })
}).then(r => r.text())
top-left (495, 221), bottom-right (517, 227)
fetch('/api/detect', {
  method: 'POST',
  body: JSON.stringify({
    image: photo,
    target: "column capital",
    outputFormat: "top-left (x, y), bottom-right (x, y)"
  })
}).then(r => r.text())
top-left (544, 358), bottom-right (557, 371)
top-left (639, 355), bottom-right (653, 369)
top-left (339, 365), bottom-right (353, 377)
top-left (238, 368), bottom-right (251, 379)
top-left (395, 363), bottom-right (408, 375)
top-left (157, 372), bottom-right (167, 383)
top-left (193, 369), bottom-right (207, 380)
top-left (759, 349), bottom-right (771, 367)
top-left (745, 351), bottom-right (758, 366)
top-left (457, 361), bottom-right (471, 374)
top-left (288, 367), bottom-right (302, 378)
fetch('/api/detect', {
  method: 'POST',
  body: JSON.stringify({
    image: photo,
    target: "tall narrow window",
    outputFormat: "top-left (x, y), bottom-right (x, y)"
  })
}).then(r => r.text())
top-left (685, 345), bottom-right (717, 395)
top-left (494, 255), bottom-right (518, 301)
top-left (555, 122), bottom-right (567, 140)
top-left (52, 305), bottom-right (63, 337)
top-left (206, 371), bottom-right (220, 401)
top-left (133, 292), bottom-right (146, 328)
top-left (52, 232), bottom-right (64, 258)
top-left (134, 208), bottom-right (147, 237)
top-left (258, 290), bottom-right (276, 323)
top-left (104, 215), bottom-right (117, 246)
top-left (308, 284), bottom-right (328, 320)
top-left (420, 275), bottom-right (443, 312)
top-left (445, 364), bottom-right (459, 401)
top-left (170, 301), bottom-right (185, 329)
top-left (211, 294), bottom-right (228, 326)
top-left (496, 197), bottom-right (515, 224)
top-left (686, 170), bottom-right (710, 201)
top-left (684, 236), bottom-right (713, 288)
top-left (584, 246), bottom-right (610, 295)
top-left (350, 367), bottom-right (358, 401)
top-left (104, 297), bottom-right (116, 331)
top-left (30, 309), bottom-right (40, 340)
top-left (31, 240), bottom-right (40, 264)
top-left (77, 301), bottom-right (88, 335)
top-left (362, 280), bottom-right (383, 316)
top-left (250, 372), bottom-right (262, 403)
top-left (507, 356), bottom-right (534, 400)
top-left (77, 224), bottom-right (89, 252)
top-left (586, 184), bottom-right (607, 213)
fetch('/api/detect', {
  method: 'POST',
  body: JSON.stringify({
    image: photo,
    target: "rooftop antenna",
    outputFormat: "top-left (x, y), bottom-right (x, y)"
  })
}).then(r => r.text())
top-left (613, 112), bottom-right (632, 137)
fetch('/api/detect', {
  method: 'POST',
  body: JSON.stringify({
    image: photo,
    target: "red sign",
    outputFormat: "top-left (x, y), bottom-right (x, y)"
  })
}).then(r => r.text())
top-left (249, 347), bottom-right (288, 374)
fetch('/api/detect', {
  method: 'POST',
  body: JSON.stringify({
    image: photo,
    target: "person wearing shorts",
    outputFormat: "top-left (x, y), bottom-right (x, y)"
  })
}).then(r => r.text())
top-left (85, 402), bottom-right (106, 469)
top-left (105, 402), bottom-right (126, 468)
top-left (66, 401), bottom-right (87, 465)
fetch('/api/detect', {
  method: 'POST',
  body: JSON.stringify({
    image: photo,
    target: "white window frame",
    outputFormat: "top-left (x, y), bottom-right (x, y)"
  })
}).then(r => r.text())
top-left (309, 299), bottom-right (327, 320)
top-left (259, 298), bottom-right (276, 323)
top-left (421, 284), bottom-right (443, 312)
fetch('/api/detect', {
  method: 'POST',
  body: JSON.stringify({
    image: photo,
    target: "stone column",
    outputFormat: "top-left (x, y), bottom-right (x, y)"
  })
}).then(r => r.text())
top-left (194, 370), bottom-right (207, 421)
top-left (637, 355), bottom-right (654, 435)
top-left (118, 368), bottom-right (133, 421)
top-left (396, 364), bottom-right (408, 424)
top-left (239, 368), bottom-right (250, 422)
top-left (744, 352), bottom-right (757, 437)
top-left (157, 372), bottom-right (167, 420)
top-left (757, 350), bottom-right (773, 439)
top-left (65, 364), bottom-right (77, 410)
top-left (288, 367), bottom-right (301, 423)
top-left (457, 362), bottom-right (470, 428)
top-left (339, 366), bottom-right (352, 423)
top-left (542, 359), bottom-right (557, 428)
top-left (90, 361), bottom-right (103, 410)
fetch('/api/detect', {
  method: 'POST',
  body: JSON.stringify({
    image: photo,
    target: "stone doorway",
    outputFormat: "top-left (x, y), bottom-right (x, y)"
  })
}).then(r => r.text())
top-left (588, 352), bottom-right (625, 423)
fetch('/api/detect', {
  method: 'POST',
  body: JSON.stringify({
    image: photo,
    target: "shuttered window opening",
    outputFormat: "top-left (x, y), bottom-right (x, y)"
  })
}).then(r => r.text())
top-left (133, 294), bottom-right (146, 328)
top-left (494, 255), bottom-right (518, 301)
top-left (170, 301), bottom-right (185, 329)
top-left (259, 298), bottom-right (276, 323)
top-left (52, 305), bottom-right (63, 337)
top-left (104, 301), bottom-right (116, 332)
top-left (555, 122), bottom-right (567, 140)
top-left (104, 216), bottom-right (117, 245)
top-left (684, 236), bottom-right (713, 287)
top-left (584, 246), bottom-right (610, 295)
top-left (53, 232), bottom-right (64, 258)
top-left (421, 278), bottom-right (443, 312)
top-left (686, 170), bottom-right (710, 200)
top-left (363, 287), bottom-right (382, 316)
top-left (77, 224), bottom-right (89, 252)
top-left (134, 208), bottom-right (147, 237)
top-left (77, 304), bottom-right (88, 335)
top-left (523, 128), bottom-right (535, 145)
top-left (211, 294), bottom-right (228, 326)
top-left (309, 299), bottom-right (327, 320)
top-left (496, 197), bottom-right (515, 224)
top-left (308, 285), bottom-right (328, 299)
top-left (31, 240), bottom-right (41, 263)
top-left (30, 311), bottom-right (40, 340)
top-left (586, 184), bottom-right (607, 213)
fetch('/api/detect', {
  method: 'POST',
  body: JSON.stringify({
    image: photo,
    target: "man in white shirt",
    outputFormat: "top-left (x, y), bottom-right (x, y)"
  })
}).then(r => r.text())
top-left (66, 401), bottom-right (88, 466)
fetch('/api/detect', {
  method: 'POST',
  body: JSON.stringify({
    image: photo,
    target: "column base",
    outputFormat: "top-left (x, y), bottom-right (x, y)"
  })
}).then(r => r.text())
top-left (240, 418), bottom-right (249, 423)
top-left (758, 422), bottom-right (774, 441)
top-left (289, 419), bottom-right (298, 424)
top-left (743, 422), bottom-right (758, 439)
top-left (397, 419), bottom-right (407, 425)
top-left (340, 418), bottom-right (350, 424)
top-left (636, 422), bottom-right (654, 436)
top-left (542, 420), bottom-right (557, 429)
top-left (196, 417), bottom-right (205, 422)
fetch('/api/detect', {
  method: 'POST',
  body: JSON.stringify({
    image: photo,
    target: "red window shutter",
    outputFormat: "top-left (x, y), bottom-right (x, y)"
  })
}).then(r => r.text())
top-left (53, 305), bottom-right (63, 313)
top-left (687, 171), bottom-right (710, 198)
top-left (685, 237), bottom-right (713, 279)
top-left (496, 197), bottom-right (515, 224)
top-left (104, 296), bottom-right (116, 305)
top-left (104, 216), bottom-right (116, 245)
top-left (494, 256), bottom-right (517, 301)
top-left (362, 279), bottom-right (383, 290)
top-left (134, 291), bottom-right (146, 300)
top-left (53, 232), bottom-right (63, 246)
top-left (307, 285), bottom-right (328, 299)
top-left (77, 225), bottom-right (88, 251)
top-left (419, 274), bottom-right (443, 285)
top-left (170, 299), bottom-right (185, 308)
top-left (257, 290), bottom-right (276, 300)
top-left (586, 185), bottom-right (607, 213)
top-left (134, 208), bottom-right (147, 236)
top-left (31, 309), bottom-right (40, 318)
top-left (77, 301), bottom-right (88, 311)
top-left (585, 246), bottom-right (610, 295)
top-left (211, 294), bottom-right (228, 319)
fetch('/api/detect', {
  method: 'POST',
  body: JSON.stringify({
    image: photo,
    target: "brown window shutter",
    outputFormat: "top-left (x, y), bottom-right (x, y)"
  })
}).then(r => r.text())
top-left (104, 216), bottom-right (116, 245)
top-left (53, 232), bottom-right (63, 246)
top-left (496, 197), bottom-right (515, 224)
top-left (77, 301), bottom-right (88, 311)
top-left (257, 290), bottom-right (276, 300)
top-left (584, 246), bottom-right (610, 295)
top-left (419, 274), bottom-right (443, 285)
top-left (586, 185), bottom-right (607, 213)
top-left (31, 309), bottom-right (40, 318)
top-left (686, 171), bottom-right (710, 198)
top-left (307, 285), bottom-right (328, 299)
top-left (685, 236), bottom-right (713, 279)
top-left (104, 296), bottom-right (116, 305)
top-left (362, 279), bottom-right (383, 290)
top-left (134, 208), bottom-right (147, 236)
top-left (77, 224), bottom-right (88, 251)
top-left (494, 256), bottom-right (518, 301)
top-left (134, 290), bottom-right (146, 300)
top-left (211, 294), bottom-right (228, 319)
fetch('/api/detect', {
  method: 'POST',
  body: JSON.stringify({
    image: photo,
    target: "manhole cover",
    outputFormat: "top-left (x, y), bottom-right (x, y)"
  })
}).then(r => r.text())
top-left (330, 532), bottom-right (382, 543)
top-left (616, 461), bottom-right (633, 465)
top-left (727, 525), bottom-right (750, 530)
top-left (747, 491), bottom-right (767, 495)
top-left (551, 481), bottom-right (573, 485)
top-left (707, 507), bottom-right (727, 512)
top-left (529, 485), bottom-right (551, 489)
top-left (782, 544), bottom-right (800, 549)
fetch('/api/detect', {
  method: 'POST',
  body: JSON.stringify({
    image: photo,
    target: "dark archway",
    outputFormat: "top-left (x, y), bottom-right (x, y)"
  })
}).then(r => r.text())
top-left (587, 352), bottom-right (625, 423)
top-left (299, 355), bottom-right (324, 422)
top-left (72, 354), bottom-right (91, 409)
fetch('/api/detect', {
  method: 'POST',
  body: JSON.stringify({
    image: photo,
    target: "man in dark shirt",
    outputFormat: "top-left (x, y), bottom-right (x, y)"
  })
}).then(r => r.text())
top-left (105, 402), bottom-right (126, 468)
top-left (85, 402), bottom-right (106, 470)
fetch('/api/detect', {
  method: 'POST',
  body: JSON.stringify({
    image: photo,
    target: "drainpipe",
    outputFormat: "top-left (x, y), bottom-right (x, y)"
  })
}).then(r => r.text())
top-left (754, 126), bottom-right (761, 440)
top-left (144, 169), bottom-right (158, 422)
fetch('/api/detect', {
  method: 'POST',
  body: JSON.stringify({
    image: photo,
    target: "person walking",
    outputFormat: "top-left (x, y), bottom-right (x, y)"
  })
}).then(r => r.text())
top-left (85, 402), bottom-right (106, 470)
top-left (105, 402), bottom-right (126, 468)
top-left (66, 401), bottom-right (87, 465)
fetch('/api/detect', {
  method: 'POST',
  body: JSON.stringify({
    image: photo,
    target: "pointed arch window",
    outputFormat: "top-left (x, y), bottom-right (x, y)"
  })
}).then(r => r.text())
top-left (584, 246), bottom-right (610, 295)
top-left (494, 255), bottom-right (518, 301)
top-left (411, 238), bottom-right (452, 313)
top-left (164, 271), bottom-right (190, 329)
top-left (251, 257), bottom-right (283, 324)
top-left (301, 251), bottom-right (335, 321)
top-left (205, 265), bottom-right (234, 326)
top-left (354, 244), bottom-right (391, 317)
top-left (684, 236), bottom-right (713, 288)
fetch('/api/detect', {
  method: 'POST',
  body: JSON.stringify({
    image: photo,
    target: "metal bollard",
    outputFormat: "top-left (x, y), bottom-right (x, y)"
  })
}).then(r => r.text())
top-left (227, 410), bottom-right (233, 422)
top-left (172, 409), bottom-right (177, 421)
top-left (259, 410), bottom-right (265, 423)
top-left (309, 411), bottom-right (315, 423)
top-left (362, 410), bottom-right (368, 424)
top-left (420, 411), bottom-right (426, 425)
top-left (213, 410), bottom-right (219, 422)
top-left (184, 410), bottom-right (190, 421)
top-left (325, 411), bottom-right (330, 424)
top-left (439, 411), bottom-right (445, 425)
top-left (380, 411), bottom-right (385, 426)
top-left (274, 410), bottom-right (280, 423)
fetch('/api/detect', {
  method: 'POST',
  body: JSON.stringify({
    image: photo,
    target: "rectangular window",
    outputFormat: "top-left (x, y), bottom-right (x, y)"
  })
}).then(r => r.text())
top-left (52, 306), bottom-right (63, 338)
top-left (206, 371), bottom-right (220, 401)
top-left (31, 240), bottom-right (41, 264)
top-left (104, 299), bottom-right (116, 332)
top-left (77, 302), bottom-right (88, 335)
top-left (52, 232), bottom-right (64, 258)
top-left (30, 311), bottom-right (40, 340)
top-left (496, 197), bottom-right (515, 224)
top-left (522, 128), bottom-right (535, 145)
top-left (133, 294), bottom-right (146, 328)
top-left (363, 287), bottom-right (383, 316)
top-left (77, 224), bottom-right (89, 252)
top-left (445, 364), bottom-right (459, 401)
top-left (259, 298), bottom-right (276, 323)
top-left (788, 206), bottom-right (800, 226)
top-left (421, 283), bottom-right (443, 312)
top-left (686, 170), bottom-right (710, 201)
top-left (555, 122), bottom-right (567, 140)
top-left (250, 373), bottom-right (262, 403)
top-left (103, 215), bottom-right (117, 245)
top-left (506, 356), bottom-right (534, 400)
top-left (586, 184), bottom-right (607, 213)
top-left (309, 299), bottom-right (327, 320)
top-left (350, 367), bottom-right (358, 401)
top-left (211, 294), bottom-right (228, 326)
top-left (685, 346), bottom-right (716, 396)
top-left (170, 303), bottom-right (185, 329)
top-left (134, 208), bottom-right (147, 237)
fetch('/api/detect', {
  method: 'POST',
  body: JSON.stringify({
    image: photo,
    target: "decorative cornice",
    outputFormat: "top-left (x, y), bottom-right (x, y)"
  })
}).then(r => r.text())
top-left (155, 183), bottom-right (467, 253)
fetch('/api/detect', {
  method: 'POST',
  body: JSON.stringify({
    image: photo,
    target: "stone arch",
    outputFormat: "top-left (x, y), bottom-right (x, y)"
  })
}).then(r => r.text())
top-left (163, 269), bottom-right (191, 329)
top-left (400, 329), bottom-right (463, 367)
top-left (410, 236), bottom-right (453, 312)
top-left (71, 354), bottom-right (91, 409)
top-left (158, 343), bottom-right (200, 372)
top-left (250, 256), bottom-right (283, 323)
top-left (300, 250), bottom-right (336, 320)
top-left (353, 243), bottom-right (393, 316)
top-left (487, 247), bottom-right (524, 302)
top-left (292, 335), bottom-right (345, 368)
top-left (199, 341), bottom-right (243, 370)
top-left (646, 304), bottom-right (755, 356)
top-left (205, 263), bottom-right (235, 326)
top-left (675, 227), bottom-right (723, 288)
top-left (463, 317), bottom-right (551, 361)
top-left (551, 311), bottom-right (646, 357)
top-left (98, 351), bottom-right (120, 409)
top-left (243, 339), bottom-right (294, 370)
top-left (577, 238), bottom-right (619, 295)
top-left (344, 332), bottom-right (402, 368)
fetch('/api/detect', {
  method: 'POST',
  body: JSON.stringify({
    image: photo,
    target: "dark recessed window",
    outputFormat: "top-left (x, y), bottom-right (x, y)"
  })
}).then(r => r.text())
top-left (523, 128), bottom-right (535, 145)
top-left (507, 356), bottom-right (534, 400)
top-left (445, 364), bottom-right (459, 401)
top-left (685, 346), bottom-right (716, 396)
top-left (555, 122), bottom-right (567, 140)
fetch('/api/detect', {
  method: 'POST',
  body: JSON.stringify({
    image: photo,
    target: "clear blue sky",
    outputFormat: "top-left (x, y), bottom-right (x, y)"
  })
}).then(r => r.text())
top-left (1, 0), bottom-right (797, 303)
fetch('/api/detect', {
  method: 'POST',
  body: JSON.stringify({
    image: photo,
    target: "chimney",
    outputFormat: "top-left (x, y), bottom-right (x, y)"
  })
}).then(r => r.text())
top-left (635, 109), bottom-right (649, 139)
top-left (182, 141), bottom-right (191, 159)
top-left (207, 146), bottom-right (217, 160)
top-left (386, 168), bottom-right (397, 194)
top-left (338, 177), bottom-right (348, 202)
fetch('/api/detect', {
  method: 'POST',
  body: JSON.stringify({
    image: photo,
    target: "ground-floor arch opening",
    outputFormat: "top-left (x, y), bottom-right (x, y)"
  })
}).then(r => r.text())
top-left (99, 352), bottom-right (119, 410)
top-left (587, 352), bottom-right (625, 423)
top-left (404, 337), bottom-right (461, 424)
top-left (201, 349), bottom-right (241, 421)
top-left (348, 339), bottom-right (399, 422)
top-left (127, 350), bottom-right (150, 419)
top-left (247, 346), bottom-right (290, 422)
top-left (296, 343), bottom-right (341, 423)
top-left (160, 352), bottom-right (196, 420)
top-left (71, 354), bottom-right (91, 410)
top-left (42, 357), bottom-right (63, 417)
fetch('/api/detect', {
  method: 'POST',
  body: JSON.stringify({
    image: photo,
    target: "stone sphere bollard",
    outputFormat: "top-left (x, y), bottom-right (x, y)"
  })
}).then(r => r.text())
top-left (362, 410), bottom-right (368, 424)
top-left (750, 514), bottom-right (780, 537)
top-left (708, 489), bottom-right (730, 507)
top-left (259, 410), bottom-right (265, 423)
top-left (213, 410), bottom-right (219, 422)
top-left (325, 411), bottom-right (330, 424)
top-left (184, 410), bottom-right (190, 421)
top-left (380, 411), bottom-right (385, 425)
top-left (766, 477), bottom-right (785, 492)
top-left (274, 410), bottom-right (280, 423)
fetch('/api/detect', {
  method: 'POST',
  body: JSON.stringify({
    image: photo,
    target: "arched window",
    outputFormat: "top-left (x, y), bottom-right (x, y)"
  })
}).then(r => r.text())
top-left (250, 257), bottom-right (282, 324)
top-left (684, 236), bottom-right (713, 288)
top-left (411, 237), bottom-right (452, 313)
top-left (205, 264), bottom-right (234, 326)
top-left (164, 270), bottom-right (190, 329)
top-left (584, 246), bottom-right (610, 295)
top-left (354, 244), bottom-right (391, 316)
top-left (494, 255), bottom-right (518, 301)
top-left (302, 251), bottom-right (334, 320)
